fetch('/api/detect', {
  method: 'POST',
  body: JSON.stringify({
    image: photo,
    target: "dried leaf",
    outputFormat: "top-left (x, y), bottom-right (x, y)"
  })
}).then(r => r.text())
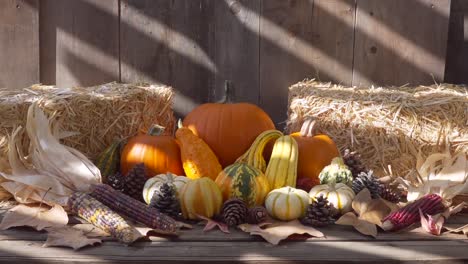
top-left (445, 224), bottom-right (468, 236)
top-left (196, 215), bottom-right (229, 234)
top-left (71, 224), bottom-right (110, 238)
top-left (335, 212), bottom-right (378, 238)
top-left (239, 220), bottom-right (323, 245)
top-left (0, 204), bottom-right (68, 231)
top-left (43, 226), bottom-right (101, 250)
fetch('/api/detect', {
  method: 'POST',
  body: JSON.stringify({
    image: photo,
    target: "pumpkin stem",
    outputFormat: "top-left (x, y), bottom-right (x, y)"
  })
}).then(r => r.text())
top-left (148, 124), bottom-right (165, 136)
top-left (177, 119), bottom-right (184, 129)
top-left (218, 80), bottom-right (234, 104)
top-left (300, 118), bottom-right (320, 137)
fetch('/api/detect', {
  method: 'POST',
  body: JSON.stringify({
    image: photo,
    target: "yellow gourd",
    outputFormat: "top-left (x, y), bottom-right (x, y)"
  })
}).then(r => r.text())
top-left (179, 178), bottom-right (223, 220)
top-left (176, 127), bottom-right (222, 180)
top-left (235, 130), bottom-right (283, 172)
top-left (265, 135), bottom-right (298, 189)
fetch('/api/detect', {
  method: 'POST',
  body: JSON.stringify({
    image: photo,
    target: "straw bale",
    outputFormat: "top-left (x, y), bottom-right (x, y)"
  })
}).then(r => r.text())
top-left (0, 82), bottom-right (175, 174)
top-left (287, 80), bottom-right (468, 179)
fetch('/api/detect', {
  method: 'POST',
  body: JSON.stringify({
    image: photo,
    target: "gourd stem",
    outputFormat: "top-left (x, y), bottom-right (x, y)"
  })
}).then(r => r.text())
top-left (148, 124), bottom-right (165, 136)
top-left (218, 80), bottom-right (234, 104)
top-left (300, 118), bottom-right (319, 137)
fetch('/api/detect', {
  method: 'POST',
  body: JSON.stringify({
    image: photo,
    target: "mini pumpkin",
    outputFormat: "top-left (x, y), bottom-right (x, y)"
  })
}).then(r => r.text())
top-left (120, 125), bottom-right (184, 177)
top-left (215, 163), bottom-right (270, 207)
top-left (183, 81), bottom-right (275, 167)
top-left (142, 173), bottom-right (190, 204)
top-left (309, 183), bottom-right (355, 214)
top-left (290, 118), bottom-right (340, 189)
top-left (179, 177), bottom-right (223, 220)
top-left (265, 187), bottom-right (310, 221)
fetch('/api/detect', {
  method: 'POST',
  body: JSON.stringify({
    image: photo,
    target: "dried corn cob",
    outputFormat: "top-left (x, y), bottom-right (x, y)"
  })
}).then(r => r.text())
top-left (382, 194), bottom-right (445, 232)
top-left (68, 192), bottom-right (140, 244)
top-left (90, 183), bottom-right (178, 234)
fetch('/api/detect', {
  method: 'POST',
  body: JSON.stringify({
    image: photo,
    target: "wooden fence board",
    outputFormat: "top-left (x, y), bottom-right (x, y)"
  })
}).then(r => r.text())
top-left (40, 0), bottom-right (119, 87)
top-left (211, 0), bottom-right (261, 104)
top-left (259, 0), bottom-right (356, 128)
top-left (353, 0), bottom-right (451, 86)
top-left (0, 0), bottom-right (39, 89)
top-left (445, 0), bottom-right (468, 84)
top-left (120, 0), bottom-right (214, 117)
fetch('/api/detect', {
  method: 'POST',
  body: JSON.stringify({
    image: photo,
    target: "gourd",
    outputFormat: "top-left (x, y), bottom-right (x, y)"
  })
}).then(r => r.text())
top-left (309, 183), bottom-right (355, 214)
top-left (318, 157), bottom-right (353, 186)
top-left (265, 187), bottom-right (310, 221)
top-left (176, 126), bottom-right (222, 180)
top-left (120, 125), bottom-right (184, 177)
top-left (215, 163), bottom-right (270, 207)
top-left (183, 81), bottom-right (275, 167)
top-left (236, 130), bottom-right (283, 172)
top-left (290, 118), bottom-right (340, 190)
top-left (179, 177), bottom-right (223, 220)
top-left (96, 140), bottom-right (122, 181)
top-left (142, 173), bottom-right (190, 204)
top-left (265, 135), bottom-right (298, 189)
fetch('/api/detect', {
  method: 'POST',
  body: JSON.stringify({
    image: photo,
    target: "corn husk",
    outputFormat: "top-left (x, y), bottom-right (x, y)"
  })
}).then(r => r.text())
top-left (287, 80), bottom-right (468, 180)
top-left (0, 103), bottom-right (101, 206)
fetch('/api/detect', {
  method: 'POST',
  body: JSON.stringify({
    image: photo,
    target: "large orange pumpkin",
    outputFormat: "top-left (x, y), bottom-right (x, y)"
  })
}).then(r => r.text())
top-left (183, 82), bottom-right (275, 167)
top-left (120, 125), bottom-right (184, 177)
top-left (291, 118), bottom-right (339, 191)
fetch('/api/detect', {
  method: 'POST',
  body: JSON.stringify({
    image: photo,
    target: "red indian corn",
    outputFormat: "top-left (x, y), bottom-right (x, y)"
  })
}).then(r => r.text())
top-left (90, 183), bottom-right (178, 234)
top-left (382, 194), bottom-right (445, 231)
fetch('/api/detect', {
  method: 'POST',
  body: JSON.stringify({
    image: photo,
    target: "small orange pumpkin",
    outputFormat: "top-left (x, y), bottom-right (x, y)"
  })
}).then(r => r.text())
top-left (120, 125), bottom-right (184, 177)
top-left (183, 81), bottom-right (275, 167)
top-left (291, 118), bottom-right (339, 190)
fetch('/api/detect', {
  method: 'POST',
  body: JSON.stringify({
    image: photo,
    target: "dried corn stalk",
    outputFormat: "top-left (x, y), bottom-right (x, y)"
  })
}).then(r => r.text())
top-left (0, 103), bottom-right (101, 206)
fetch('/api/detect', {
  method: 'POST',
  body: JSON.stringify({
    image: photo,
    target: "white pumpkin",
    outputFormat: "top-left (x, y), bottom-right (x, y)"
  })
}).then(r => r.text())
top-left (265, 186), bottom-right (310, 221)
top-left (309, 183), bottom-right (355, 214)
top-left (143, 173), bottom-right (190, 204)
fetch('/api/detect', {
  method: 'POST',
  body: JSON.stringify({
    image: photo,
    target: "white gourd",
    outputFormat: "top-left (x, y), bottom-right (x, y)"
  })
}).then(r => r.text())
top-left (309, 183), bottom-right (355, 214)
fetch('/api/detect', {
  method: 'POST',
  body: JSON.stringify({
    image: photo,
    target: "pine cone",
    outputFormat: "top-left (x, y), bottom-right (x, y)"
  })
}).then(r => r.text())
top-left (149, 183), bottom-right (181, 219)
top-left (247, 206), bottom-right (268, 224)
top-left (343, 149), bottom-right (367, 178)
top-left (123, 163), bottom-right (147, 201)
top-left (379, 186), bottom-right (402, 203)
top-left (301, 195), bottom-right (336, 227)
top-left (352, 170), bottom-right (382, 199)
top-left (222, 198), bottom-right (248, 226)
top-left (106, 172), bottom-right (125, 192)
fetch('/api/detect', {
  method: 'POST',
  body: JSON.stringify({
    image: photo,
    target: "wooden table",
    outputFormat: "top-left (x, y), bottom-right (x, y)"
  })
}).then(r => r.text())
top-left (0, 214), bottom-right (466, 263)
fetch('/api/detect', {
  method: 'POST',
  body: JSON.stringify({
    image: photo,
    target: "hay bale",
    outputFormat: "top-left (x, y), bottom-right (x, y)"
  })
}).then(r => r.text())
top-left (287, 80), bottom-right (468, 179)
top-left (0, 82), bottom-right (176, 174)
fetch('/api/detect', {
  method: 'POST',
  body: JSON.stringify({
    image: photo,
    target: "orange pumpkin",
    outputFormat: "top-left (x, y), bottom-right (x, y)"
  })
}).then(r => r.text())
top-left (290, 118), bottom-right (339, 190)
top-left (121, 125), bottom-right (184, 177)
top-left (183, 81), bottom-right (275, 167)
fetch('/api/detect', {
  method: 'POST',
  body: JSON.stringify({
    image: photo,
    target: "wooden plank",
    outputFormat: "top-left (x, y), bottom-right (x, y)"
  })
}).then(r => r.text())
top-left (0, 0), bottom-right (39, 89)
top-left (39, 0), bottom-right (119, 87)
top-left (353, 0), bottom-right (451, 86)
top-left (259, 0), bottom-right (356, 128)
top-left (0, 240), bottom-right (466, 263)
top-left (120, 0), bottom-right (214, 117)
top-left (444, 0), bottom-right (468, 84)
top-left (211, 0), bottom-right (261, 104)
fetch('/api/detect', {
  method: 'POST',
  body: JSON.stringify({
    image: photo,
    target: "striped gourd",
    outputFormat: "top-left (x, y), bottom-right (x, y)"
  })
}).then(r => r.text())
top-left (142, 173), bottom-right (190, 204)
top-left (318, 157), bottom-right (353, 186)
top-left (96, 140), bottom-right (122, 181)
top-left (215, 163), bottom-right (270, 207)
top-left (265, 135), bottom-right (298, 189)
top-left (68, 192), bottom-right (140, 244)
top-left (309, 183), bottom-right (355, 214)
top-left (265, 187), bottom-right (310, 221)
top-left (179, 177), bottom-right (223, 220)
top-left (236, 130), bottom-right (283, 172)
top-left (90, 184), bottom-right (178, 233)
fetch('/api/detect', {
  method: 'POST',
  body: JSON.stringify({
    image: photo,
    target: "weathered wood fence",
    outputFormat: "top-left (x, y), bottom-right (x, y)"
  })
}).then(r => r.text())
top-left (1, 0), bottom-right (467, 125)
